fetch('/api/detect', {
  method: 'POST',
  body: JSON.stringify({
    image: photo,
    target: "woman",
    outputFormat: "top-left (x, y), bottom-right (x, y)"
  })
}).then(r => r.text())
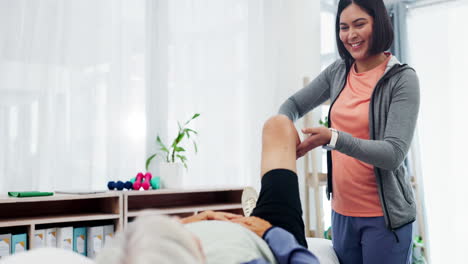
top-left (278, 0), bottom-right (419, 263)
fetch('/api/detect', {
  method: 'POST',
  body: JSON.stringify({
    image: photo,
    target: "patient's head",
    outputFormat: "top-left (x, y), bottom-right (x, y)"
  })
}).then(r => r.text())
top-left (96, 214), bottom-right (205, 264)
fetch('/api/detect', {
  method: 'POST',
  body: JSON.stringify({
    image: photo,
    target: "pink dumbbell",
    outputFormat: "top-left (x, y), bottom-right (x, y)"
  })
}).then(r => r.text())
top-left (141, 172), bottom-right (152, 190)
top-left (133, 172), bottom-right (144, 190)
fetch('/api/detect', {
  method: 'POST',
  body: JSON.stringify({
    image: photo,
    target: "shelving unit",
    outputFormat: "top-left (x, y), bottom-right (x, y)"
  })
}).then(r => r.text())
top-left (0, 192), bottom-right (122, 249)
top-left (124, 188), bottom-right (243, 226)
top-left (303, 114), bottom-right (327, 238)
top-left (0, 188), bottom-right (244, 251)
top-left (302, 76), bottom-right (329, 238)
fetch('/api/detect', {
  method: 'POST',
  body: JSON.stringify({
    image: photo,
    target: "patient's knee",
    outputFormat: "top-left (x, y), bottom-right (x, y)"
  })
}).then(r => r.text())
top-left (262, 115), bottom-right (295, 138)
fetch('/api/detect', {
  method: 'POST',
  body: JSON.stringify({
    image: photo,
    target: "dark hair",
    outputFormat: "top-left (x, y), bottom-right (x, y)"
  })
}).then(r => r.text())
top-left (335, 0), bottom-right (394, 67)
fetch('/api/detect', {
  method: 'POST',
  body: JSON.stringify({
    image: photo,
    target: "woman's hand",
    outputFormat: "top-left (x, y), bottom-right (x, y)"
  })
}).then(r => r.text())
top-left (296, 127), bottom-right (332, 159)
top-left (230, 216), bottom-right (273, 238)
top-left (180, 210), bottom-right (243, 224)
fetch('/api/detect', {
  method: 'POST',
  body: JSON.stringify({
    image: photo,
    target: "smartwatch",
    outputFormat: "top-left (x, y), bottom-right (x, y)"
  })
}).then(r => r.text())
top-left (323, 128), bottom-right (338, 150)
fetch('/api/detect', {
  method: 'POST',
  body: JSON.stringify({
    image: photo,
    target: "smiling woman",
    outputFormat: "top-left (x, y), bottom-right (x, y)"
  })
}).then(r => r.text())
top-left (277, 0), bottom-right (419, 263)
top-left (336, 1), bottom-right (394, 72)
top-left (339, 14), bottom-right (374, 61)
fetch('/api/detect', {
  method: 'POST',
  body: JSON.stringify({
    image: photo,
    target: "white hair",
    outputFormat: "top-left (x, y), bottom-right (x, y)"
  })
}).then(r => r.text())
top-left (96, 213), bottom-right (204, 264)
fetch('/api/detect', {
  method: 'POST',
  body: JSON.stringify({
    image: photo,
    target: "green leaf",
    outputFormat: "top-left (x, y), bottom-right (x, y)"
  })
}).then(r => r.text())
top-left (178, 121), bottom-right (182, 131)
top-left (193, 142), bottom-right (198, 153)
top-left (185, 128), bottom-right (198, 135)
top-left (185, 113), bottom-right (200, 125)
top-left (319, 116), bottom-right (329, 127)
top-left (160, 146), bottom-right (169, 153)
top-left (176, 132), bottom-right (185, 143)
top-left (176, 154), bottom-right (187, 162)
top-left (145, 153), bottom-right (158, 171)
top-left (171, 133), bottom-right (185, 148)
top-left (156, 136), bottom-right (168, 150)
top-left (176, 155), bottom-right (188, 169)
top-left (174, 146), bottom-right (186, 152)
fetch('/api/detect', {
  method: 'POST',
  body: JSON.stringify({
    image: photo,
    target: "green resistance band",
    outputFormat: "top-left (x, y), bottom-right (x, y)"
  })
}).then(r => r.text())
top-left (8, 191), bottom-right (54, 198)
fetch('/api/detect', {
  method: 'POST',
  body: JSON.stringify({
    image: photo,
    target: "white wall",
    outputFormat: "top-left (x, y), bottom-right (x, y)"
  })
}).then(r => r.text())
top-left (145, 0), bottom-right (321, 189)
top-left (408, 1), bottom-right (468, 262)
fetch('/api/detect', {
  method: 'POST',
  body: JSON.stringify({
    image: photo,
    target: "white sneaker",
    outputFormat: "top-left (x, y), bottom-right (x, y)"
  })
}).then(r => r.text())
top-left (241, 187), bottom-right (258, 217)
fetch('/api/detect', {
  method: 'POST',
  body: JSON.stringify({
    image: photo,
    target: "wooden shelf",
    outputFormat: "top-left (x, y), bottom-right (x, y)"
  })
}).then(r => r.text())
top-left (0, 188), bottom-right (245, 252)
top-left (124, 188), bottom-right (244, 226)
top-left (127, 203), bottom-right (242, 217)
top-left (307, 172), bottom-right (328, 187)
top-left (302, 99), bottom-right (329, 238)
top-left (0, 213), bottom-right (120, 228)
top-left (124, 187), bottom-right (244, 196)
top-left (0, 193), bottom-right (123, 232)
top-left (0, 192), bottom-right (120, 204)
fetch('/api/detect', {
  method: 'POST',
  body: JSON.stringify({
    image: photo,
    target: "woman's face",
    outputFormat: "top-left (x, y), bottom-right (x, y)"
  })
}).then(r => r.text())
top-left (339, 3), bottom-right (374, 61)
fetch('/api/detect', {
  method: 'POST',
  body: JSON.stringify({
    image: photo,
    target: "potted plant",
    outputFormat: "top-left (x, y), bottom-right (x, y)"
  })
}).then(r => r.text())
top-left (319, 116), bottom-right (329, 127)
top-left (145, 113), bottom-right (200, 188)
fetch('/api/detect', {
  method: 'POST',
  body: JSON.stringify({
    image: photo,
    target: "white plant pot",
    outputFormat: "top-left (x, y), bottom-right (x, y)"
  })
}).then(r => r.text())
top-left (159, 162), bottom-right (185, 189)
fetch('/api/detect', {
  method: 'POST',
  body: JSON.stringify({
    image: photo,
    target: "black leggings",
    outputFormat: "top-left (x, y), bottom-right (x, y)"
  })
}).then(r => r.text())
top-left (251, 169), bottom-right (308, 248)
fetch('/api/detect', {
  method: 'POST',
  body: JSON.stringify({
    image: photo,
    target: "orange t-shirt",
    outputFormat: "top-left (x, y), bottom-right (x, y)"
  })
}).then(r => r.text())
top-left (330, 55), bottom-right (391, 217)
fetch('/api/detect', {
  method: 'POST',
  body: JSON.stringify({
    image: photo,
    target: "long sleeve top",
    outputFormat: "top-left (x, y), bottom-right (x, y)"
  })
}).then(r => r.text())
top-left (242, 227), bottom-right (319, 264)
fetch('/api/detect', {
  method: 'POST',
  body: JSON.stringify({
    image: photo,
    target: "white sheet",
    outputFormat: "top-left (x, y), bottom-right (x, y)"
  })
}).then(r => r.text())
top-left (1, 238), bottom-right (340, 264)
top-left (306, 237), bottom-right (340, 264)
top-left (0, 248), bottom-right (93, 264)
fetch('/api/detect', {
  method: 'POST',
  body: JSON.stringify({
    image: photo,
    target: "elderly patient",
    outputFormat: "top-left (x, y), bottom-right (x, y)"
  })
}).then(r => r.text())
top-left (97, 116), bottom-right (319, 264)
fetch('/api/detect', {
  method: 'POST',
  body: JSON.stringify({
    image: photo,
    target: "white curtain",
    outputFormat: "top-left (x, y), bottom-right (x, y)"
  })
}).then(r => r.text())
top-left (0, 0), bottom-right (147, 192)
top-left (145, 0), bottom-right (320, 188)
top-left (0, 0), bottom-right (320, 193)
top-left (407, 1), bottom-right (468, 262)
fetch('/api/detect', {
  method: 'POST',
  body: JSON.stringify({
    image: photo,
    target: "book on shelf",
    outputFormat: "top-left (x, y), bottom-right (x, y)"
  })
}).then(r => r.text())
top-left (73, 227), bottom-right (87, 256)
top-left (103, 225), bottom-right (114, 246)
top-left (11, 233), bottom-right (27, 254)
top-left (45, 228), bottom-right (57, 248)
top-left (57, 227), bottom-right (73, 251)
top-left (87, 226), bottom-right (103, 258)
top-left (0, 233), bottom-right (11, 259)
top-left (33, 229), bottom-right (46, 249)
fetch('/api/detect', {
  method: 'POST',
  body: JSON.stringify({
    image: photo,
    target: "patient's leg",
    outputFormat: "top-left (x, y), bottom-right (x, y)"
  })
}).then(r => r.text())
top-left (260, 115), bottom-right (300, 176)
top-left (252, 114), bottom-right (308, 247)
